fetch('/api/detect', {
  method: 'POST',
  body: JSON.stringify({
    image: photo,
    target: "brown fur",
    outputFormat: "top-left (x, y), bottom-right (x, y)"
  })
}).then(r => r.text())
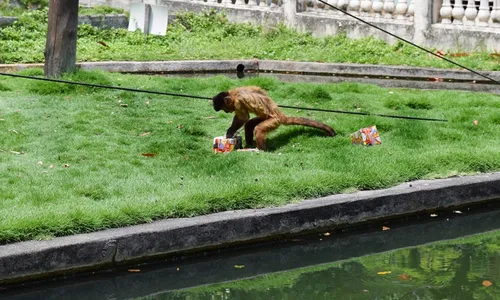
top-left (212, 86), bottom-right (335, 150)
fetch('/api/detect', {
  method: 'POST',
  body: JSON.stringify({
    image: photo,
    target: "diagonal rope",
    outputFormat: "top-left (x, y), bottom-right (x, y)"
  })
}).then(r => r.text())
top-left (316, 0), bottom-right (500, 86)
top-left (0, 72), bottom-right (212, 100)
top-left (0, 71), bottom-right (447, 122)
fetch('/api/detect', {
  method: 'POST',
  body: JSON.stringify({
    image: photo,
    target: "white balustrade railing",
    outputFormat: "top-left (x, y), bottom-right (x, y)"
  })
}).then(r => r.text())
top-left (303, 0), bottom-right (415, 21)
top-left (440, 0), bottom-right (499, 27)
top-left (299, 0), bottom-right (498, 27)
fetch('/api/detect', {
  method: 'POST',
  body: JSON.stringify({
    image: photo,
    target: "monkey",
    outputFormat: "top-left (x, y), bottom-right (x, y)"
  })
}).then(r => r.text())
top-left (212, 86), bottom-right (335, 151)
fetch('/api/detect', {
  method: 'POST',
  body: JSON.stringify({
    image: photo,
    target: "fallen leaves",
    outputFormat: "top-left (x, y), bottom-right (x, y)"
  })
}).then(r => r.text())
top-left (9, 150), bottom-right (24, 155)
top-left (435, 50), bottom-right (446, 57)
top-left (482, 280), bottom-right (493, 287)
top-left (128, 269), bottom-right (141, 273)
top-left (450, 52), bottom-right (470, 57)
top-left (98, 41), bottom-right (110, 48)
top-left (138, 132), bottom-right (151, 137)
top-left (473, 120), bottom-right (479, 126)
top-left (489, 53), bottom-right (500, 59)
top-left (377, 271), bottom-right (392, 275)
top-left (398, 274), bottom-right (411, 281)
top-left (141, 153), bottom-right (157, 157)
top-left (382, 226), bottom-right (390, 231)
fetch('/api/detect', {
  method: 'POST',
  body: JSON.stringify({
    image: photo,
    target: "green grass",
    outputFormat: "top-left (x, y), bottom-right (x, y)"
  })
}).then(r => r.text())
top-left (1, 69), bottom-right (500, 243)
top-left (0, 3), bottom-right (124, 17)
top-left (1, 9), bottom-right (499, 71)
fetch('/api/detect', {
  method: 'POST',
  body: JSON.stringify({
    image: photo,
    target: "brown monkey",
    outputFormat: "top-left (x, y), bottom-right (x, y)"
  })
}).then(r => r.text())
top-left (212, 86), bottom-right (335, 151)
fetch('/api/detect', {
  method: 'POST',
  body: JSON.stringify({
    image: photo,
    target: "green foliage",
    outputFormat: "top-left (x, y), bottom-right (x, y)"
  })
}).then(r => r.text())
top-left (19, 0), bottom-right (48, 8)
top-left (28, 70), bottom-right (113, 95)
top-left (0, 82), bottom-right (10, 91)
top-left (78, 5), bottom-right (125, 15)
top-left (406, 98), bottom-right (433, 110)
top-left (174, 10), bottom-right (259, 38)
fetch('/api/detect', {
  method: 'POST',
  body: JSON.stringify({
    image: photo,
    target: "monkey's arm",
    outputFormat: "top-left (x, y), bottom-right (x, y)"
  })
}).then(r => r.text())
top-left (226, 115), bottom-right (247, 138)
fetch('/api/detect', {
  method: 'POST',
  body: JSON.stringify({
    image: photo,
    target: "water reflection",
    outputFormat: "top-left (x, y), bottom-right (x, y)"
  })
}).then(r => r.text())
top-left (156, 231), bottom-right (500, 300)
top-left (2, 208), bottom-right (500, 300)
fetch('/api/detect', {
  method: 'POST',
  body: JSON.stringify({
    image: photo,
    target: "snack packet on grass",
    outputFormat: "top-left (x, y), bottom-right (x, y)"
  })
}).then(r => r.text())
top-left (213, 135), bottom-right (243, 153)
top-left (351, 125), bottom-right (381, 146)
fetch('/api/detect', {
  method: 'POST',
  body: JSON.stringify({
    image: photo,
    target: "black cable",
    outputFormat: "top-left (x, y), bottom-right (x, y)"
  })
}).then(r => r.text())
top-left (316, 0), bottom-right (500, 86)
top-left (0, 72), bottom-right (212, 100)
top-left (0, 71), bottom-right (447, 122)
top-left (278, 105), bottom-right (448, 122)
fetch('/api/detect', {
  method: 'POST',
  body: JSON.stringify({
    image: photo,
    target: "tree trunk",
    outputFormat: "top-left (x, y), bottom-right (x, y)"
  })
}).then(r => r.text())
top-left (44, 0), bottom-right (79, 77)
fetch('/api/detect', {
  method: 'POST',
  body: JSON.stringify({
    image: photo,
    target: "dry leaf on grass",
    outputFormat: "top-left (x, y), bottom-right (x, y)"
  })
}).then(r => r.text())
top-left (482, 280), bottom-right (493, 287)
top-left (98, 41), bottom-right (109, 48)
top-left (398, 274), bottom-right (411, 281)
top-left (138, 132), bottom-right (151, 137)
top-left (141, 153), bottom-right (157, 157)
top-left (128, 269), bottom-right (141, 273)
top-left (377, 271), bottom-right (392, 275)
top-left (436, 50), bottom-right (446, 57)
top-left (450, 52), bottom-right (470, 57)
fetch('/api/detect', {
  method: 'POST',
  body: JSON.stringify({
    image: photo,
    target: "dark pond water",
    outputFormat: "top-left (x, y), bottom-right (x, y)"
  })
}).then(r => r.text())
top-left (2, 205), bottom-right (500, 300)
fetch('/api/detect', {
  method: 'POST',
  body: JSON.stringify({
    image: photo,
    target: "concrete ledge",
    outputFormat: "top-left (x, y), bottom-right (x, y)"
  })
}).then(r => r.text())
top-left (1, 60), bottom-right (499, 94)
top-left (78, 14), bottom-right (129, 29)
top-left (1, 172), bottom-right (500, 284)
top-left (0, 16), bottom-right (17, 27)
top-left (77, 59), bottom-right (260, 73)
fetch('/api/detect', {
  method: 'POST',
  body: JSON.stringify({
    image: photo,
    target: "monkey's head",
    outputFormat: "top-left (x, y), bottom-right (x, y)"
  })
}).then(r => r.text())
top-left (212, 91), bottom-right (234, 113)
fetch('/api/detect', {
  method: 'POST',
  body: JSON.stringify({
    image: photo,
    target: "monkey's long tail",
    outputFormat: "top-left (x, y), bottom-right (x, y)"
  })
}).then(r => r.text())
top-left (284, 117), bottom-right (336, 137)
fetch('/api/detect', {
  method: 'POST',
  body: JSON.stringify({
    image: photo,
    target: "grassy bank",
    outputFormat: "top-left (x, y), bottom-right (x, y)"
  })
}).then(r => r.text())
top-left (1, 69), bottom-right (500, 243)
top-left (1, 9), bottom-right (499, 71)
